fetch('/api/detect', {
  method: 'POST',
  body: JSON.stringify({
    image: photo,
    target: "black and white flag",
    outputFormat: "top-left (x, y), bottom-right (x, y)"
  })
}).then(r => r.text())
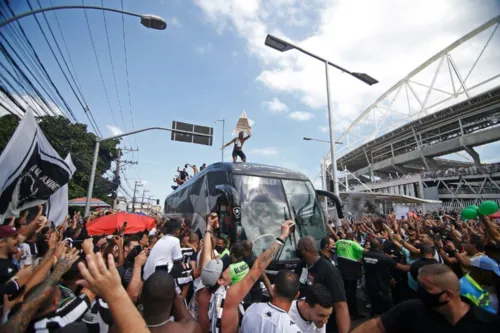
top-left (0, 110), bottom-right (75, 223)
top-left (44, 154), bottom-right (76, 226)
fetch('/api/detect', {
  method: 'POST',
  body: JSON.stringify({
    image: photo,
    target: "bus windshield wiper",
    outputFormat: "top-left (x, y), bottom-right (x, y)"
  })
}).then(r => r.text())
top-left (292, 206), bottom-right (308, 237)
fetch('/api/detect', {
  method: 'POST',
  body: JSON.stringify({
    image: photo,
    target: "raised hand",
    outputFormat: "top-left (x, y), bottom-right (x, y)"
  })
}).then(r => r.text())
top-left (279, 220), bottom-right (295, 240)
top-left (82, 238), bottom-right (94, 255)
top-left (134, 250), bottom-right (147, 268)
top-left (77, 253), bottom-right (123, 302)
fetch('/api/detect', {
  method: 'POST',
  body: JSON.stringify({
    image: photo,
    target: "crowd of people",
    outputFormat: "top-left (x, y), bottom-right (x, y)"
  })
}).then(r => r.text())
top-left (1, 202), bottom-right (500, 333)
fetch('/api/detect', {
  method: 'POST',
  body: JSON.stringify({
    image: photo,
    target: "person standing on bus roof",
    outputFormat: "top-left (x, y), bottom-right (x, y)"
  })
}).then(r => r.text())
top-left (221, 130), bottom-right (251, 163)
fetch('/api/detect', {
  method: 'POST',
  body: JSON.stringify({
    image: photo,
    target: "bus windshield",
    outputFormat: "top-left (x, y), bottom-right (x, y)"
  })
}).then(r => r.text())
top-left (232, 175), bottom-right (326, 261)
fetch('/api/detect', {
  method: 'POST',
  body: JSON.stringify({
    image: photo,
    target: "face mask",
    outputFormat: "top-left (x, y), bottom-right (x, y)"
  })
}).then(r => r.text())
top-left (295, 248), bottom-right (304, 259)
top-left (418, 286), bottom-right (449, 308)
top-left (215, 245), bottom-right (224, 253)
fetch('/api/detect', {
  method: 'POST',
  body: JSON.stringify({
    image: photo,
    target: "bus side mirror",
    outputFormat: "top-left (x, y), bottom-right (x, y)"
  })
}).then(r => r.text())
top-left (215, 185), bottom-right (240, 207)
top-left (315, 190), bottom-right (344, 219)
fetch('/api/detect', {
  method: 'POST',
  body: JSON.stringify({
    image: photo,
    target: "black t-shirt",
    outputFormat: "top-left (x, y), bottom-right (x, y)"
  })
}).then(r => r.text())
top-left (0, 258), bottom-right (18, 285)
top-left (362, 250), bottom-right (397, 294)
top-left (179, 171), bottom-right (188, 180)
top-left (381, 298), bottom-right (500, 333)
top-left (294, 257), bottom-right (346, 303)
top-left (410, 258), bottom-right (438, 281)
top-left (336, 257), bottom-right (361, 281)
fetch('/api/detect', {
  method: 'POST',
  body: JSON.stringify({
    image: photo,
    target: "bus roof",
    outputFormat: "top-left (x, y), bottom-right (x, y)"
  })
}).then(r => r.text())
top-left (197, 162), bottom-right (310, 181)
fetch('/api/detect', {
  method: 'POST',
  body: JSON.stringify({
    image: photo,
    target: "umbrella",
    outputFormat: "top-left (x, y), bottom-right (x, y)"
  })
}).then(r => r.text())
top-left (69, 197), bottom-right (110, 208)
top-left (86, 212), bottom-right (156, 236)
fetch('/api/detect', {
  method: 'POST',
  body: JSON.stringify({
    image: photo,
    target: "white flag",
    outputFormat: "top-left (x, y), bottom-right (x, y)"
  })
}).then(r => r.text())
top-left (0, 110), bottom-right (75, 222)
top-left (44, 154), bottom-right (76, 226)
top-left (232, 111), bottom-right (254, 136)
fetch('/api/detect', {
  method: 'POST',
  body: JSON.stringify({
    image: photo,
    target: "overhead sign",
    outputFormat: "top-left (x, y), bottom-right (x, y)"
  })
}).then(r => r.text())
top-left (171, 121), bottom-right (213, 146)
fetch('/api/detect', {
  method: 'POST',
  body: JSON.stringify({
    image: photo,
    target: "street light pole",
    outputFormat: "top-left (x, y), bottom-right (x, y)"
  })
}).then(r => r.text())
top-left (215, 119), bottom-right (225, 162)
top-left (0, 5), bottom-right (167, 29)
top-left (324, 61), bottom-right (339, 196)
top-left (265, 34), bottom-right (378, 196)
top-left (84, 126), bottom-right (213, 217)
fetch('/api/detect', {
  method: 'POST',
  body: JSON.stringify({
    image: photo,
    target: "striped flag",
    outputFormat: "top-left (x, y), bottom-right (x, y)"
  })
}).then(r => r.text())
top-left (0, 110), bottom-right (75, 222)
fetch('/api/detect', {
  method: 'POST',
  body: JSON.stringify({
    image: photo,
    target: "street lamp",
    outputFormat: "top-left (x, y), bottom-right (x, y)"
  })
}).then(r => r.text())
top-left (0, 5), bottom-right (167, 30)
top-left (214, 119), bottom-right (225, 162)
top-left (84, 126), bottom-right (212, 217)
top-left (303, 137), bottom-right (343, 144)
top-left (266, 34), bottom-right (378, 196)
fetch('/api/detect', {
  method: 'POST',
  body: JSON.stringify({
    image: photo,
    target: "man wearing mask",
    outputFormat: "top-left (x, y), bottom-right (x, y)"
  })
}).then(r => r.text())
top-left (320, 236), bottom-right (336, 266)
top-left (143, 219), bottom-right (183, 280)
top-left (294, 236), bottom-right (350, 333)
top-left (460, 255), bottom-right (499, 314)
top-left (216, 236), bottom-right (230, 259)
top-left (352, 264), bottom-right (500, 333)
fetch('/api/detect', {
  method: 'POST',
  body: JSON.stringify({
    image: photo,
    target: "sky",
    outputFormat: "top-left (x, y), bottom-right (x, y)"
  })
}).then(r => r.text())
top-left (1, 0), bottom-right (500, 204)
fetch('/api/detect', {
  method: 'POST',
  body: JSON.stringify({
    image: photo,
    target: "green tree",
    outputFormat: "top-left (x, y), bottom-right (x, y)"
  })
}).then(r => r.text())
top-left (0, 114), bottom-right (120, 204)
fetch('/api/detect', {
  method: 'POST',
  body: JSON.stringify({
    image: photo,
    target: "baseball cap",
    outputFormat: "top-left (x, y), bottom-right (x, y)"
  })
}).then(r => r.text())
top-left (0, 225), bottom-right (18, 238)
top-left (471, 255), bottom-right (500, 276)
top-left (201, 258), bottom-right (231, 287)
top-left (201, 259), bottom-right (223, 287)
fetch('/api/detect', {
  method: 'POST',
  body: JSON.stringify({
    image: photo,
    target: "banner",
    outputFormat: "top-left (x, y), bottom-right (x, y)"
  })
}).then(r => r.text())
top-left (44, 154), bottom-right (76, 226)
top-left (232, 111), bottom-right (254, 136)
top-left (0, 110), bottom-right (75, 222)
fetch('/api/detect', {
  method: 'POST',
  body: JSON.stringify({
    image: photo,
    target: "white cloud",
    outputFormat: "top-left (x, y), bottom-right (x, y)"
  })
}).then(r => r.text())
top-left (250, 147), bottom-right (278, 156)
top-left (263, 97), bottom-right (289, 113)
top-left (195, 0), bottom-right (500, 154)
top-left (319, 126), bottom-right (329, 133)
top-left (288, 111), bottom-right (315, 121)
top-left (169, 17), bottom-right (182, 27)
top-left (106, 125), bottom-right (123, 136)
top-left (196, 43), bottom-right (213, 54)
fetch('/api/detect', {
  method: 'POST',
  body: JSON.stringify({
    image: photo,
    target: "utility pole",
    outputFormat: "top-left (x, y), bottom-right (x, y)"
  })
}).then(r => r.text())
top-left (132, 181), bottom-right (142, 212)
top-left (140, 189), bottom-right (150, 212)
top-left (114, 147), bottom-right (138, 209)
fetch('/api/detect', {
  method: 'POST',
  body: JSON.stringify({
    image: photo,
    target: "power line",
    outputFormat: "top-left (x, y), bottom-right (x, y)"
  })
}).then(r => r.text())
top-left (1, 2), bottom-right (79, 122)
top-left (0, 14), bottom-right (69, 117)
top-left (120, 0), bottom-right (140, 173)
top-left (25, 1), bottom-right (103, 136)
top-left (81, 0), bottom-right (118, 127)
top-left (100, 0), bottom-right (127, 132)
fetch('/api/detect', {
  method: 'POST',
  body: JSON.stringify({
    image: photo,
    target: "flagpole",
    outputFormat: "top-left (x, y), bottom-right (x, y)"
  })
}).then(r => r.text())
top-left (84, 126), bottom-right (213, 216)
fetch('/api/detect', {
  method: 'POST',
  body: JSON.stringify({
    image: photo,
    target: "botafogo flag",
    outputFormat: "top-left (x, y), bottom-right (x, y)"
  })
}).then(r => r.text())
top-left (44, 154), bottom-right (76, 226)
top-left (0, 109), bottom-right (76, 222)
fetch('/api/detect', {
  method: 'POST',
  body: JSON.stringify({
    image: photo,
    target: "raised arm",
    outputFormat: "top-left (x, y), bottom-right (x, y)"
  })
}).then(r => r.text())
top-left (224, 220), bottom-right (293, 309)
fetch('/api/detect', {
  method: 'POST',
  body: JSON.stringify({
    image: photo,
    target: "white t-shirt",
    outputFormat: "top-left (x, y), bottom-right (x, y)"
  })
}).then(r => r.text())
top-left (143, 234), bottom-right (182, 280)
top-left (288, 300), bottom-right (325, 333)
top-left (241, 302), bottom-right (302, 333)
